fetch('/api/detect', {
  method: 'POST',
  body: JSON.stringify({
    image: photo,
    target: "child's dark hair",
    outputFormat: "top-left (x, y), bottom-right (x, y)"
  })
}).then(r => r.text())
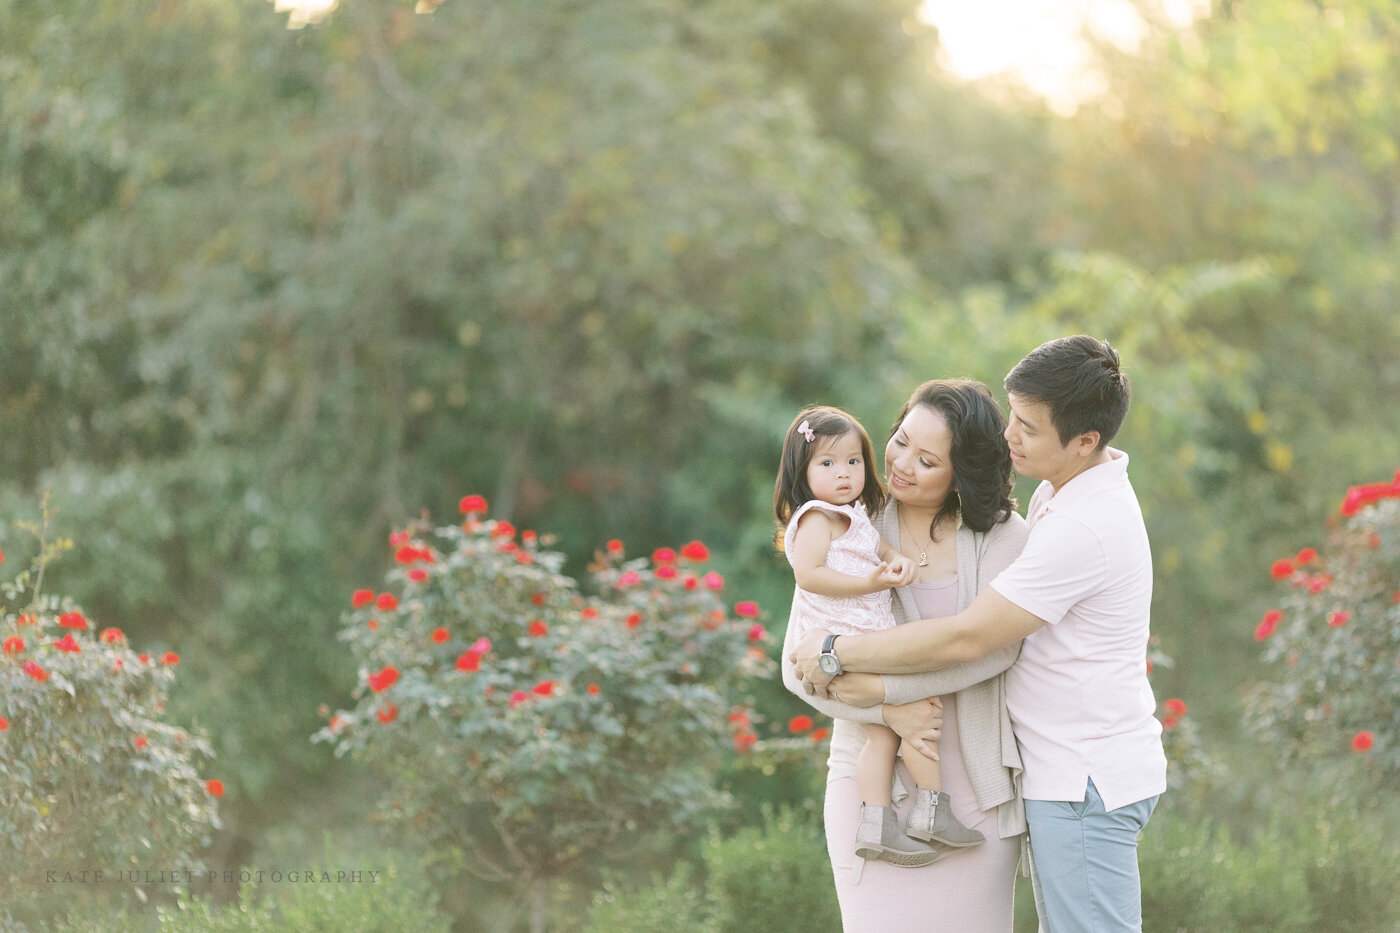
top-left (773, 406), bottom-right (885, 547)
top-left (1004, 335), bottom-right (1130, 449)
top-left (888, 379), bottom-right (1016, 539)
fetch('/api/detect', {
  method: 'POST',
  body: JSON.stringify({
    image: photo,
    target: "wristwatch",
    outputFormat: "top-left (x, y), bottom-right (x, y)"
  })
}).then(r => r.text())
top-left (817, 634), bottom-right (843, 677)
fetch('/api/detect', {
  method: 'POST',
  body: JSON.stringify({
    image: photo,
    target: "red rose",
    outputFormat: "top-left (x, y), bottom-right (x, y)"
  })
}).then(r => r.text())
top-left (1270, 559), bottom-right (1294, 580)
top-left (376, 593), bottom-right (399, 610)
top-left (531, 680), bottom-right (556, 697)
top-left (0, 717), bottom-right (8, 730)
top-left (652, 547), bottom-right (677, 564)
top-left (788, 715), bottom-right (814, 733)
top-left (747, 623), bottom-right (766, 642)
top-left (703, 572), bottom-right (724, 590)
top-left (377, 704), bottom-right (399, 724)
top-left (3, 636), bottom-right (23, 655)
top-left (1254, 618), bottom-right (1276, 641)
top-left (54, 633), bottom-right (81, 654)
top-left (134, 736), bottom-right (148, 748)
top-left (455, 651), bottom-right (480, 672)
top-left (1327, 610), bottom-right (1350, 628)
top-left (581, 607), bottom-right (599, 620)
top-left (587, 684), bottom-right (600, 695)
top-left (733, 732), bottom-right (758, 754)
top-left (58, 612), bottom-right (88, 630)
top-left (734, 601), bottom-right (760, 618)
top-left (206, 779), bottom-right (225, 797)
top-left (101, 628), bottom-right (124, 644)
top-left (408, 568), bottom-right (428, 582)
top-left (459, 495), bottom-right (489, 514)
top-left (389, 530), bottom-right (410, 546)
top-left (23, 660), bottom-right (48, 681)
top-left (681, 541), bottom-right (710, 562)
top-left (606, 539), bottom-right (624, 555)
top-left (528, 619), bottom-right (548, 637)
top-left (810, 727), bottom-right (830, 743)
top-left (162, 651), bottom-right (180, 665)
top-left (509, 690), bottom-right (528, 708)
top-left (531, 593), bottom-right (546, 606)
top-left (367, 666), bottom-right (400, 693)
top-left (1164, 698), bottom-right (1187, 716)
top-left (352, 589), bottom-right (374, 607)
top-left (617, 570), bottom-right (641, 587)
top-left (1294, 547), bottom-right (1317, 565)
top-left (431, 627), bottom-right (449, 643)
top-left (626, 613), bottom-right (642, 629)
top-left (656, 565), bottom-right (678, 580)
top-left (1352, 731), bottom-right (1374, 752)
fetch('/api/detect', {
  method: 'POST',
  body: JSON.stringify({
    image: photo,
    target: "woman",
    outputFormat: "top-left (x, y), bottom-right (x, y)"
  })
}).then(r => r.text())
top-left (779, 379), bottom-right (1028, 932)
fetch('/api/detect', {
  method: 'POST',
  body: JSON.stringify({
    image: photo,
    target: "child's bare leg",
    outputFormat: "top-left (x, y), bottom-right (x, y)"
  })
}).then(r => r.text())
top-left (900, 735), bottom-right (943, 791)
top-left (852, 722), bottom-right (941, 866)
top-left (857, 723), bottom-right (901, 805)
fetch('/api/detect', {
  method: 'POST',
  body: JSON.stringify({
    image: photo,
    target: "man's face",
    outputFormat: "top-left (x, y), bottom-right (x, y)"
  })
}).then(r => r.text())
top-left (1004, 393), bottom-right (1089, 488)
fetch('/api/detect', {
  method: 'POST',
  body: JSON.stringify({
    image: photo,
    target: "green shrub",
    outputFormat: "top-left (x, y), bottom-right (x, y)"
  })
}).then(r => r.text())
top-left (0, 511), bottom-right (221, 925)
top-left (315, 501), bottom-right (771, 932)
top-left (583, 863), bottom-right (715, 933)
top-left (704, 808), bottom-right (840, 933)
top-left (268, 855), bottom-right (451, 933)
top-left (1244, 475), bottom-right (1400, 782)
top-left (1141, 809), bottom-right (1314, 933)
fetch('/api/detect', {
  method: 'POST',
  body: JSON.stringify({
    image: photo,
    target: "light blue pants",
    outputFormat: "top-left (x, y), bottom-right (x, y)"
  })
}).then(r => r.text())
top-left (1024, 778), bottom-right (1159, 933)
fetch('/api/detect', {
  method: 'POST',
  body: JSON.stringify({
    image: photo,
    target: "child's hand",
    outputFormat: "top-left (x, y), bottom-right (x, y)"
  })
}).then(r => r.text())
top-left (866, 560), bottom-right (908, 591)
top-left (884, 554), bottom-right (916, 587)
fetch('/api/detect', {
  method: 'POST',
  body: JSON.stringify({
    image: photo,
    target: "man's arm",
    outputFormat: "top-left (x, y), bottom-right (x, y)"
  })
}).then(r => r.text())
top-left (792, 586), bottom-right (1046, 686)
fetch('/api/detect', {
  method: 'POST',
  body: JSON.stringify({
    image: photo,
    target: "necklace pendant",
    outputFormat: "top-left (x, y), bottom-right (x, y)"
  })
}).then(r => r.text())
top-left (917, 552), bottom-right (929, 568)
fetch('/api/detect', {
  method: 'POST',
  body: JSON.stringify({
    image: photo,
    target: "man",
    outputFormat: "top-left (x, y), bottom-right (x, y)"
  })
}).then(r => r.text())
top-left (792, 335), bottom-right (1166, 932)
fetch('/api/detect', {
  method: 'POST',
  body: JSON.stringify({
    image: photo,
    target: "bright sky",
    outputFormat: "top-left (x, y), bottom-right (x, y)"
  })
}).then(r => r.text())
top-left (919, 0), bottom-right (1203, 113)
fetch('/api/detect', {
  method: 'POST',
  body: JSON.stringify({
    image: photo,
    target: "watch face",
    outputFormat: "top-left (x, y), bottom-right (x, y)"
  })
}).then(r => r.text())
top-left (818, 654), bottom-right (839, 676)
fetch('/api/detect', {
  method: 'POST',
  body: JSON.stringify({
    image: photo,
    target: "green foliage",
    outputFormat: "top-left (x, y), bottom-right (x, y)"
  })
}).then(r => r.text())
top-left (0, 521), bottom-right (221, 924)
top-left (1244, 473), bottom-right (1400, 781)
top-left (703, 808), bottom-right (841, 933)
top-left (316, 503), bottom-right (770, 907)
top-left (581, 808), bottom-right (838, 933)
top-left (46, 852), bottom-right (448, 933)
top-left (1138, 794), bottom-right (1400, 933)
top-left (583, 863), bottom-right (715, 933)
top-left (267, 855), bottom-right (451, 933)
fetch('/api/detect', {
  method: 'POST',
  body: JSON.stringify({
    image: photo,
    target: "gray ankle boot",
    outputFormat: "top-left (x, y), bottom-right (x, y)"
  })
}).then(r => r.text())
top-left (905, 789), bottom-right (985, 848)
top-left (854, 804), bottom-right (942, 867)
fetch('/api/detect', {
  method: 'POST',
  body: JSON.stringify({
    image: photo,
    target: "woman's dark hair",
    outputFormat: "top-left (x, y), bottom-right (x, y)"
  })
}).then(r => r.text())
top-left (1003, 334), bottom-right (1130, 449)
top-left (774, 406), bottom-right (886, 547)
top-left (888, 379), bottom-right (1015, 540)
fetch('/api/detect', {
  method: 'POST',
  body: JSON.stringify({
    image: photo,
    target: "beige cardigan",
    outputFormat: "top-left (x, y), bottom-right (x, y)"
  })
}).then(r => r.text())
top-left (780, 506), bottom-right (1029, 839)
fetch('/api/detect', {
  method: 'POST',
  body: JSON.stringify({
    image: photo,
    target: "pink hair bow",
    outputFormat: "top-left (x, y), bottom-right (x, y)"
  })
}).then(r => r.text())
top-left (798, 420), bottom-right (815, 442)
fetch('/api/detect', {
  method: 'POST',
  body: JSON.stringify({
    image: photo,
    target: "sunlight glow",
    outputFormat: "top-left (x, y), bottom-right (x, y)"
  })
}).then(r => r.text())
top-left (919, 0), bottom-right (1204, 113)
top-left (270, 0), bottom-right (339, 29)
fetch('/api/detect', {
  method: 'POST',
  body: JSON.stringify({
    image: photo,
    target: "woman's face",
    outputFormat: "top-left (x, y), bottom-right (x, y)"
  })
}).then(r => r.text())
top-left (884, 404), bottom-right (955, 510)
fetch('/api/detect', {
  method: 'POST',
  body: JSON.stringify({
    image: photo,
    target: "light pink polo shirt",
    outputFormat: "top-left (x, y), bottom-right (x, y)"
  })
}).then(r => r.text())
top-left (990, 448), bottom-right (1166, 811)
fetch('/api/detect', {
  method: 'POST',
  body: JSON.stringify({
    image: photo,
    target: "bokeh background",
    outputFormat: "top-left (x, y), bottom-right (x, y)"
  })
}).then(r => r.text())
top-left (4, 0), bottom-right (1400, 929)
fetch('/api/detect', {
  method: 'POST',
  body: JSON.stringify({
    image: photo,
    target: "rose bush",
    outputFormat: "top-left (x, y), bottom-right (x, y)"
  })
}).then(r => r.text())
top-left (315, 498), bottom-right (770, 931)
top-left (0, 511), bottom-right (221, 923)
top-left (1245, 469), bottom-right (1400, 781)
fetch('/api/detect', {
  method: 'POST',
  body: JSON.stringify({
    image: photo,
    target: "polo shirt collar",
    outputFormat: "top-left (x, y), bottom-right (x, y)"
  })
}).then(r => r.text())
top-left (1038, 447), bottom-right (1130, 516)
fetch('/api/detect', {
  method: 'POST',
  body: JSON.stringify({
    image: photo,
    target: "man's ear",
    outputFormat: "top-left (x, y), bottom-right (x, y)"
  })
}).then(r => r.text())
top-left (1073, 431), bottom-right (1102, 457)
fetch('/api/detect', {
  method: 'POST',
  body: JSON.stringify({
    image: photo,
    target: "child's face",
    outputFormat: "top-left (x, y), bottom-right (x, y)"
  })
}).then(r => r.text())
top-left (805, 431), bottom-right (866, 507)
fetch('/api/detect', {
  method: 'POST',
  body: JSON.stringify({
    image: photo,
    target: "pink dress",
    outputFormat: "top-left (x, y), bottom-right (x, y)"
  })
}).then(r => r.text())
top-left (822, 577), bottom-right (1020, 932)
top-left (783, 500), bottom-right (898, 640)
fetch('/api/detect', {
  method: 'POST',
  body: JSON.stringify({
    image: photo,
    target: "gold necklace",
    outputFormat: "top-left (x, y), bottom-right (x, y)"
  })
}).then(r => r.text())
top-left (897, 506), bottom-right (933, 568)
